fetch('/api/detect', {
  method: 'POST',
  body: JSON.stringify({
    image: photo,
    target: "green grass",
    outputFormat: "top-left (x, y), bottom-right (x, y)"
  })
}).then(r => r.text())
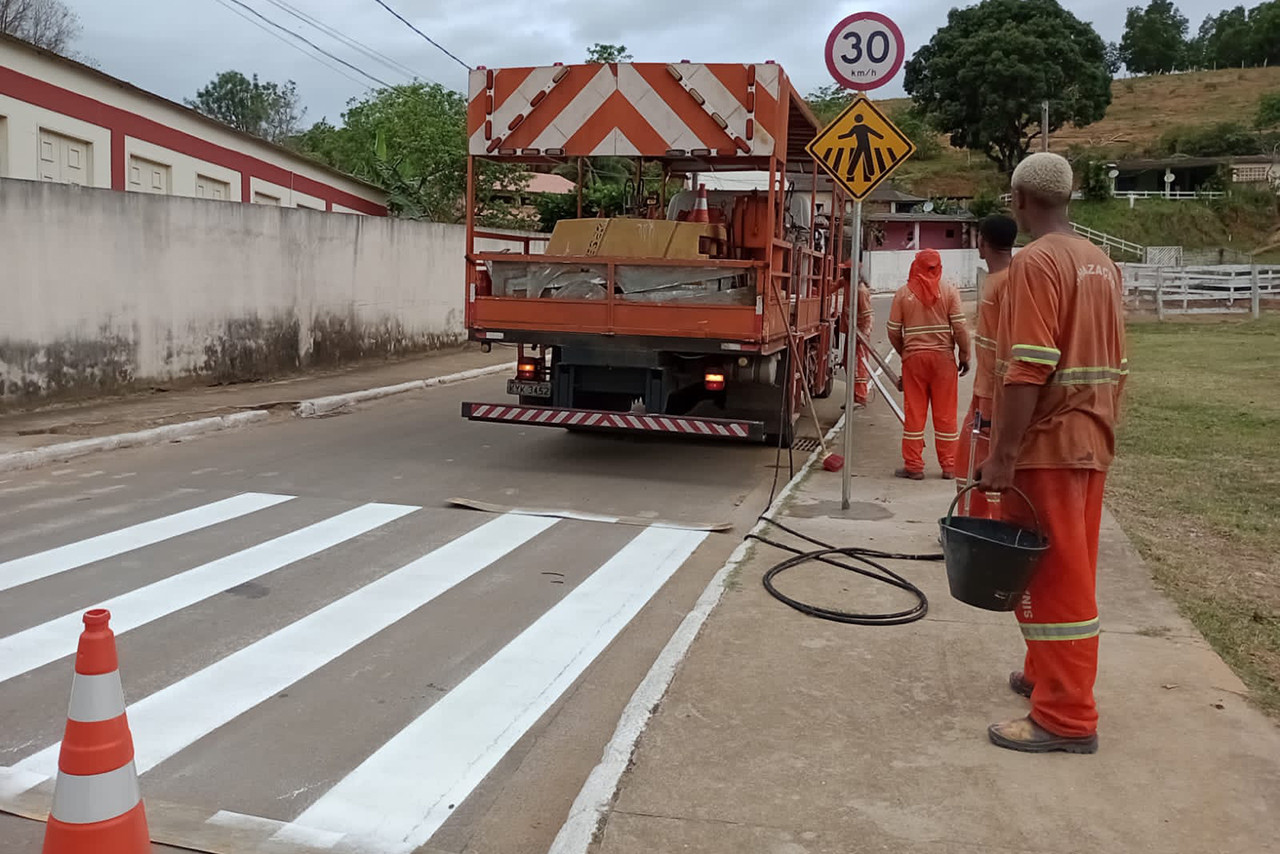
top-left (1070, 196), bottom-right (1279, 253)
top-left (1108, 317), bottom-right (1280, 715)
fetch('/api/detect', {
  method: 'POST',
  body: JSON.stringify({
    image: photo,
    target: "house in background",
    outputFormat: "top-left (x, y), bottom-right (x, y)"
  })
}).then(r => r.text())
top-left (0, 33), bottom-right (386, 214)
top-left (1112, 154), bottom-right (1280, 196)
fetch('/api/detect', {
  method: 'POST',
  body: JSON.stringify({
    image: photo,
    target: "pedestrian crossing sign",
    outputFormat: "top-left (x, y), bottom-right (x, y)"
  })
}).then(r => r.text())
top-left (807, 95), bottom-right (916, 201)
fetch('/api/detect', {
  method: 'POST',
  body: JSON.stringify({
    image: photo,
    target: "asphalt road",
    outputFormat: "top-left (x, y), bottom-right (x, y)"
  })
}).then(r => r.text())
top-left (0, 367), bottom-right (847, 854)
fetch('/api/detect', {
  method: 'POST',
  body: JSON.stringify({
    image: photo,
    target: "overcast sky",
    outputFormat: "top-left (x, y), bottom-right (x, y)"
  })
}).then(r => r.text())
top-left (62, 0), bottom-right (1231, 124)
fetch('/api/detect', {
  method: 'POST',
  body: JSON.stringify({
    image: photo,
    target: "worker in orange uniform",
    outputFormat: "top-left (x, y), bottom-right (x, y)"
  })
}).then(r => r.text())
top-left (887, 249), bottom-right (970, 480)
top-left (978, 152), bottom-right (1127, 754)
top-left (839, 268), bottom-right (875, 407)
top-left (954, 215), bottom-right (1018, 514)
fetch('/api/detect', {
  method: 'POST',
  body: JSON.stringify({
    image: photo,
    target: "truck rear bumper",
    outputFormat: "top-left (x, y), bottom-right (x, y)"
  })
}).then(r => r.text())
top-left (461, 402), bottom-right (764, 442)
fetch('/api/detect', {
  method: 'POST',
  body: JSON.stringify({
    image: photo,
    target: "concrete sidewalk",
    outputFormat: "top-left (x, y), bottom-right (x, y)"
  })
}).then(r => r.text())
top-left (589, 396), bottom-right (1280, 854)
top-left (0, 345), bottom-right (511, 455)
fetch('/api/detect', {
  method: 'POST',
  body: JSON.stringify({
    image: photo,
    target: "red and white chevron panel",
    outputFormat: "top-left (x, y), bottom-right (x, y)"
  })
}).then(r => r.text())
top-left (462, 402), bottom-right (763, 441)
top-left (467, 63), bottom-right (783, 158)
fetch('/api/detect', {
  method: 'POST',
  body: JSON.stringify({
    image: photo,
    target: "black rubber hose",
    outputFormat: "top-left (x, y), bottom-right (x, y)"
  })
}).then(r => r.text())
top-left (751, 515), bottom-right (941, 626)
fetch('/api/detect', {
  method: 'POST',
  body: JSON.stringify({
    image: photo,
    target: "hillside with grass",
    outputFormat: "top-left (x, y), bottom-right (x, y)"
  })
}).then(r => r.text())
top-left (871, 67), bottom-right (1280, 254)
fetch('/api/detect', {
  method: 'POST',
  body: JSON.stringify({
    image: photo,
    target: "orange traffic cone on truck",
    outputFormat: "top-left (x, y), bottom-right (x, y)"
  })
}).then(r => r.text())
top-left (43, 609), bottom-right (150, 854)
top-left (690, 183), bottom-right (710, 223)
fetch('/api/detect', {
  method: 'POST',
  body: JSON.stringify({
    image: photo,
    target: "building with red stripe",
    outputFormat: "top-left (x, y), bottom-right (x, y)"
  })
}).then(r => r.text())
top-left (0, 33), bottom-right (386, 215)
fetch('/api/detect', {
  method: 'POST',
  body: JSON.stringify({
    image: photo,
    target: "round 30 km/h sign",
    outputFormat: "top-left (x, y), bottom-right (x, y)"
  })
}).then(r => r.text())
top-left (824, 11), bottom-right (905, 91)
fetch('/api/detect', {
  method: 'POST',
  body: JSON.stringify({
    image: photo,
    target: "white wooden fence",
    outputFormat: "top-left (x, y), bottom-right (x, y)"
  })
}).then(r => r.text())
top-left (1119, 263), bottom-right (1280, 318)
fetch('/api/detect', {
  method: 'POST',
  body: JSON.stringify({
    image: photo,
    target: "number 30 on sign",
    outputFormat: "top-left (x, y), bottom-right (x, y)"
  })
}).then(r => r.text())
top-left (825, 12), bottom-right (905, 92)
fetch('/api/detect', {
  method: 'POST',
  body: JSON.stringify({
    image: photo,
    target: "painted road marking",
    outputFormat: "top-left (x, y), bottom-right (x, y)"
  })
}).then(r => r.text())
top-left (0, 493), bottom-right (295, 594)
top-left (287, 525), bottom-right (708, 852)
top-left (0, 503), bottom-right (417, 685)
top-left (10, 514), bottom-right (558, 783)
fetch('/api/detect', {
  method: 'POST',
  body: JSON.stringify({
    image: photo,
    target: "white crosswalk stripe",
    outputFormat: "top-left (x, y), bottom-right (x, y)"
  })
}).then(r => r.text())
top-left (0, 502), bottom-right (417, 685)
top-left (0, 490), bottom-right (712, 853)
top-left (0, 492), bottom-right (293, 594)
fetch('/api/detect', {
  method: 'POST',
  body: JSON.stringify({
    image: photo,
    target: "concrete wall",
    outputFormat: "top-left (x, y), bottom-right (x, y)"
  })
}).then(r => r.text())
top-left (0, 179), bottom-right (527, 403)
top-left (864, 249), bottom-right (982, 293)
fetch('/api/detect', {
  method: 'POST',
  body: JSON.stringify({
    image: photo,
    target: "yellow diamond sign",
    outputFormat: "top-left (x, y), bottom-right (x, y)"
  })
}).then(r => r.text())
top-left (807, 95), bottom-right (915, 201)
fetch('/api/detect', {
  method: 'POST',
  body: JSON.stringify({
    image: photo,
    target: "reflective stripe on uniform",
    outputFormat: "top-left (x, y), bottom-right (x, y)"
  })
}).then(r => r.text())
top-left (1010, 344), bottom-right (1061, 366)
top-left (935, 431), bottom-right (960, 441)
top-left (974, 334), bottom-right (997, 351)
top-left (902, 431), bottom-right (926, 440)
top-left (1020, 618), bottom-right (1100, 641)
top-left (50, 762), bottom-right (142, 824)
top-left (1048, 365), bottom-right (1127, 385)
top-left (67, 672), bottom-right (127, 723)
top-left (904, 325), bottom-right (952, 336)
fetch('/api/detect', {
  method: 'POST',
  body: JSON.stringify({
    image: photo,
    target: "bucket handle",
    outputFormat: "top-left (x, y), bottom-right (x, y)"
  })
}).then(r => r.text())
top-left (945, 485), bottom-right (1045, 544)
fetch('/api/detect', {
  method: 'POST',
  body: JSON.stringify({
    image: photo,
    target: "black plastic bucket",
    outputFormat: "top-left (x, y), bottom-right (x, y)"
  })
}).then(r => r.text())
top-left (938, 486), bottom-right (1049, 612)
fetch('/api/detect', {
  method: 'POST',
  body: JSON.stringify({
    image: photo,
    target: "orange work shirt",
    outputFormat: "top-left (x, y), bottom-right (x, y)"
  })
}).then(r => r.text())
top-left (887, 283), bottom-right (970, 362)
top-left (995, 232), bottom-right (1127, 471)
top-left (857, 283), bottom-right (874, 336)
top-left (973, 269), bottom-right (1009, 400)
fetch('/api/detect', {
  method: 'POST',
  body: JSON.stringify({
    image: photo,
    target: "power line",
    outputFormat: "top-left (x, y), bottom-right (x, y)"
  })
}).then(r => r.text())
top-left (260, 0), bottom-right (437, 85)
top-left (210, 0), bottom-right (373, 91)
top-left (219, 0), bottom-right (393, 89)
top-left (370, 0), bottom-right (471, 71)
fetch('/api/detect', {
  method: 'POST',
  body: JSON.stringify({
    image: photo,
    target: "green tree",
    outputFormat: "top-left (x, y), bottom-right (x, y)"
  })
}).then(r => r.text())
top-left (805, 83), bottom-right (853, 125)
top-left (1249, 0), bottom-right (1280, 67)
top-left (1104, 41), bottom-right (1124, 74)
top-left (1190, 6), bottom-right (1251, 68)
top-left (586, 43), bottom-right (632, 63)
top-left (904, 0), bottom-right (1112, 172)
top-left (187, 71), bottom-right (304, 142)
top-left (1119, 0), bottom-right (1190, 73)
top-left (291, 83), bottom-right (532, 226)
top-left (1258, 92), bottom-right (1280, 129)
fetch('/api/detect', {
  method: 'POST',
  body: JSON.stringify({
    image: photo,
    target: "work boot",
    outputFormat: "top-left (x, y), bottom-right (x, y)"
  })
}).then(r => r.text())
top-left (988, 717), bottom-right (1098, 754)
top-left (894, 468), bottom-right (925, 481)
top-left (1009, 670), bottom-right (1034, 698)
top-left (940, 470), bottom-right (956, 480)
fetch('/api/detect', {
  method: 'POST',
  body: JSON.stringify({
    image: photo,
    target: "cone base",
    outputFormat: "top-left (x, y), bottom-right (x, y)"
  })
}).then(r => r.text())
top-left (43, 801), bottom-right (150, 854)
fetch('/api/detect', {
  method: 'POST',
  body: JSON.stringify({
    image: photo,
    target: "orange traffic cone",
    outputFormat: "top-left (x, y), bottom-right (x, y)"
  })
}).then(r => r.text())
top-left (43, 609), bottom-right (150, 854)
top-left (690, 183), bottom-right (710, 223)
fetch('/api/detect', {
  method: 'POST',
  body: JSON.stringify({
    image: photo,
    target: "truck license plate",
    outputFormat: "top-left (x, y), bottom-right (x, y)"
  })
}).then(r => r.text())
top-left (508, 380), bottom-right (551, 398)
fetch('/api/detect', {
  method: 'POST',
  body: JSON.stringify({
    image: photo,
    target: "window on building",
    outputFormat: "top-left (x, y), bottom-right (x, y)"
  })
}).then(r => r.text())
top-left (38, 128), bottom-right (93, 186)
top-left (1234, 165), bottom-right (1270, 183)
top-left (253, 191), bottom-right (281, 205)
top-left (296, 198), bottom-right (325, 211)
top-left (946, 228), bottom-right (956, 239)
top-left (195, 174), bottom-right (232, 201)
top-left (128, 155), bottom-right (171, 195)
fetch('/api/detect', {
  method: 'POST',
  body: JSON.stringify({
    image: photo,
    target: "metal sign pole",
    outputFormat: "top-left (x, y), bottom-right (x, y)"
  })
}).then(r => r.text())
top-left (842, 199), bottom-right (863, 510)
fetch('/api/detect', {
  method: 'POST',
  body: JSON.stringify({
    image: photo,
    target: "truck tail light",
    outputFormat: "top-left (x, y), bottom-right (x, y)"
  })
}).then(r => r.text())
top-left (517, 361), bottom-right (540, 380)
top-left (704, 372), bottom-right (726, 392)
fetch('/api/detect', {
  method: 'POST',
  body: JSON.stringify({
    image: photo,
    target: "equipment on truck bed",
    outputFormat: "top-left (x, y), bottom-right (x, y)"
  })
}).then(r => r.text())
top-left (460, 61), bottom-right (848, 445)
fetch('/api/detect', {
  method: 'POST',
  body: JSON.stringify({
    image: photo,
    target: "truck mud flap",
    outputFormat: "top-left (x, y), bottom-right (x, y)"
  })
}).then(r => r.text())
top-left (461, 402), bottom-right (764, 442)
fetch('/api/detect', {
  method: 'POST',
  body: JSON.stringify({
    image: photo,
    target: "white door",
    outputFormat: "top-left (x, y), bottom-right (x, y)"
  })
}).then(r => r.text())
top-left (128, 155), bottom-right (171, 195)
top-left (38, 129), bottom-right (92, 185)
top-left (196, 174), bottom-right (231, 201)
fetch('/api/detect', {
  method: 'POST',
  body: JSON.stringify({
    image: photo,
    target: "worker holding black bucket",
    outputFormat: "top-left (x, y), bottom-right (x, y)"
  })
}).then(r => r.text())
top-left (972, 152), bottom-right (1127, 755)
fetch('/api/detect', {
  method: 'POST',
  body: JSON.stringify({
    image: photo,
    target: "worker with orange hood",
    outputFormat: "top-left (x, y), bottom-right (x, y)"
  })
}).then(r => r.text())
top-left (887, 249), bottom-right (970, 479)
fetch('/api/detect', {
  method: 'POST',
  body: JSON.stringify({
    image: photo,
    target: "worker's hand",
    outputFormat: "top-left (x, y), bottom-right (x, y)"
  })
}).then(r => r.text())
top-left (895, 376), bottom-right (904, 393)
top-left (958, 360), bottom-right (971, 378)
top-left (976, 451), bottom-right (1016, 493)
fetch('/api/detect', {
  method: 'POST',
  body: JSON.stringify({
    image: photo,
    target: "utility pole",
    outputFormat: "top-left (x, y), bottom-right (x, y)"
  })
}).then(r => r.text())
top-left (1041, 100), bottom-right (1049, 152)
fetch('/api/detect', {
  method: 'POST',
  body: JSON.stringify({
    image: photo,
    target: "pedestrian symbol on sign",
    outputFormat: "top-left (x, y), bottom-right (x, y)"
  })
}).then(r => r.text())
top-left (806, 95), bottom-right (916, 202)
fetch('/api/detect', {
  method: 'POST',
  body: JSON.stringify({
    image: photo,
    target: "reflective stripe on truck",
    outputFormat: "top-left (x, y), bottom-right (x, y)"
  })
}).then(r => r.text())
top-left (461, 403), bottom-right (764, 441)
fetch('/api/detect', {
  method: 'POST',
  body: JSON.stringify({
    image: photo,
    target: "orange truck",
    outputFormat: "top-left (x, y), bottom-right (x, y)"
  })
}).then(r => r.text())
top-left (461, 60), bottom-right (848, 444)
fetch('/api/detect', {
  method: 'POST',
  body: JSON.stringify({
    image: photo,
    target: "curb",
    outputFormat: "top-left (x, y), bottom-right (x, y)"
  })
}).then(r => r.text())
top-left (546, 415), bottom-right (847, 854)
top-left (0, 411), bottom-right (269, 475)
top-left (295, 362), bottom-right (515, 417)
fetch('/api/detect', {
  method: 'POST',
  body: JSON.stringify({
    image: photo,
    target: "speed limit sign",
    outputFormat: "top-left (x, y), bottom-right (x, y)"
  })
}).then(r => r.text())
top-left (824, 12), bottom-right (905, 91)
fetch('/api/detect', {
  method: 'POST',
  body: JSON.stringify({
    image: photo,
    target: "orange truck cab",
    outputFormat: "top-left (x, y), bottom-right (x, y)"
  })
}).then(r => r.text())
top-left (461, 61), bottom-right (847, 445)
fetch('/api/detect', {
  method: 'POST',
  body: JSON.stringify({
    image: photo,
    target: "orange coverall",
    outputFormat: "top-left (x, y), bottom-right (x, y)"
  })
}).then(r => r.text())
top-left (994, 232), bottom-right (1127, 738)
top-left (954, 269), bottom-right (1009, 517)
top-left (839, 280), bottom-right (875, 404)
top-left (888, 260), bottom-right (970, 475)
